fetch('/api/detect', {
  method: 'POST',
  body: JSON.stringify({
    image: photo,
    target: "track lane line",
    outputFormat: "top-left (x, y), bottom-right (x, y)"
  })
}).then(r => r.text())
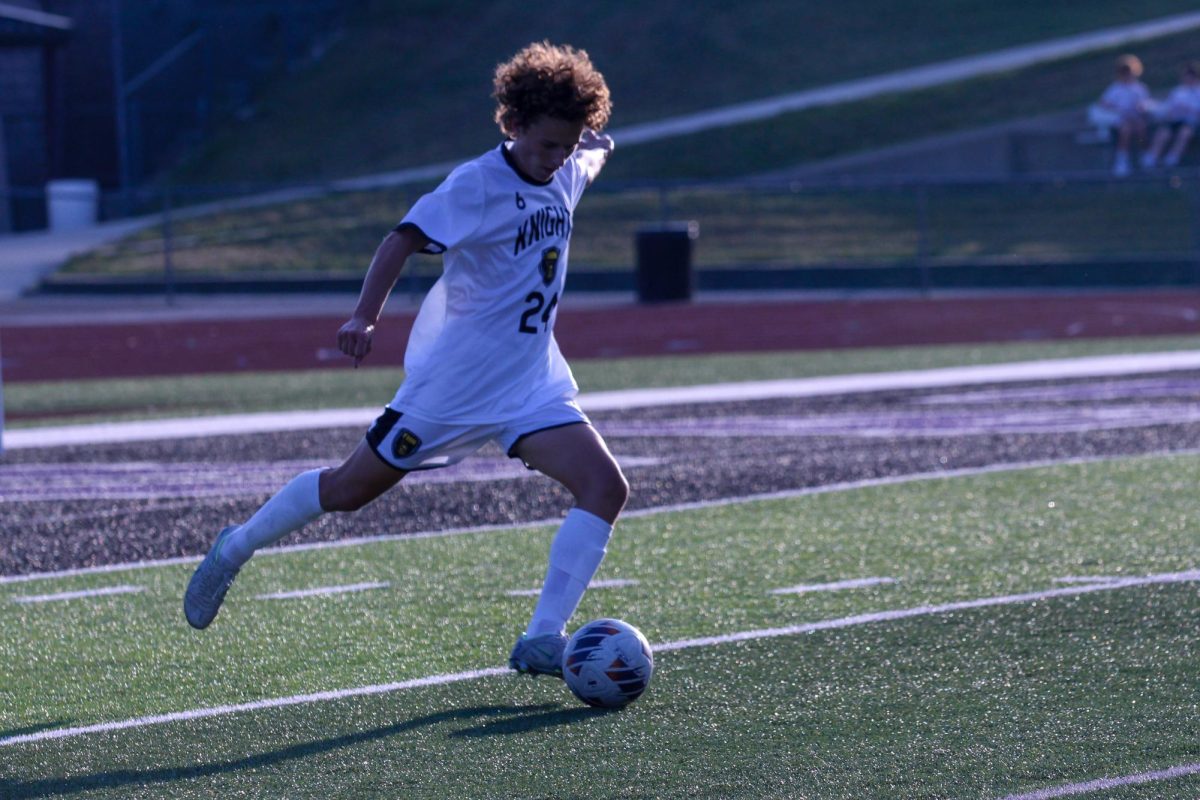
top-left (8, 350), bottom-right (1200, 450)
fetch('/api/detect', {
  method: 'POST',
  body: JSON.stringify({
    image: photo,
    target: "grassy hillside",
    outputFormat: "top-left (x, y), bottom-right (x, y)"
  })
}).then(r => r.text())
top-left (173, 0), bottom-right (1200, 185)
top-left (62, 176), bottom-right (1199, 279)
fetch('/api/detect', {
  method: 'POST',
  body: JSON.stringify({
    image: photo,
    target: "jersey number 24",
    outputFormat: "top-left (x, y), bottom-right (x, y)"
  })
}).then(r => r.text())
top-left (519, 290), bottom-right (559, 334)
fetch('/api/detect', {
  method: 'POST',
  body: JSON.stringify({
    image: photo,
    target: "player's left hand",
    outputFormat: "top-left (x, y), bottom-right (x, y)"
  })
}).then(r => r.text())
top-left (580, 128), bottom-right (614, 155)
top-left (337, 316), bottom-right (375, 367)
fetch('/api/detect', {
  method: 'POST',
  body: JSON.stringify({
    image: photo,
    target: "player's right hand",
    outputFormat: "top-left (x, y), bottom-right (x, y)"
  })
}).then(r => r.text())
top-left (337, 317), bottom-right (375, 367)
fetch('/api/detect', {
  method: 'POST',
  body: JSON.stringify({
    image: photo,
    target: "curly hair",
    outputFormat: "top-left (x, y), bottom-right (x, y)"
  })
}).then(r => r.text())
top-left (1115, 53), bottom-right (1144, 78)
top-left (492, 41), bottom-right (612, 136)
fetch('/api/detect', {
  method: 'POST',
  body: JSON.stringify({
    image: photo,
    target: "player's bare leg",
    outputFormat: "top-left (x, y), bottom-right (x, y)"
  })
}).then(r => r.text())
top-left (318, 440), bottom-right (408, 511)
top-left (185, 440), bottom-right (405, 629)
top-left (1164, 126), bottom-right (1195, 167)
top-left (508, 423), bottom-right (629, 676)
top-left (515, 422), bottom-right (628, 524)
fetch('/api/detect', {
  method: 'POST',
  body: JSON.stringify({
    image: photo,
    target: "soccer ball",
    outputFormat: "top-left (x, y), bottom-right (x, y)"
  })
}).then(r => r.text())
top-left (562, 618), bottom-right (654, 708)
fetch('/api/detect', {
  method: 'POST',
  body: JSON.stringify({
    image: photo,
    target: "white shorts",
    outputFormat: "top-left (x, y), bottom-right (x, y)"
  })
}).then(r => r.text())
top-left (1088, 104), bottom-right (1147, 130)
top-left (364, 398), bottom-right (590, 472)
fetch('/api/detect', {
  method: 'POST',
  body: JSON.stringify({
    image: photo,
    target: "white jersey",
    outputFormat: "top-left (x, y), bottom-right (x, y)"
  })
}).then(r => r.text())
top-left (1159, 83), bottom-right (1200, 121)
top-left (390, 143), bottom-right (592, 423)
top-left (1099, 80), bottom-right (1151, 116)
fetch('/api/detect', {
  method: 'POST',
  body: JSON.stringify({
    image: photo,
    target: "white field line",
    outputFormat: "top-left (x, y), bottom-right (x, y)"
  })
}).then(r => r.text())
top-left (999, 762), bottom-right (1200, 800)
top-left (254, 581), bottom-right (390, 601)
top-left (506, 578), bottom-right (639, 598)
top-left (4, 449), bottom-right (1199, 587)
top-left (770, 577), bottom-right (897, 595)
top-left (9, 585), bottom-right (145, 604)
top-left (8, 350), bottom-right (1200, 450)
top-left (653, 570), bottom-right (1198, 652)
top-left (1051, 576), bottom-right (1121, 585)
top-left (0, 554), bottom-right (205, 586)
top-left (2, 568), bottom-right (1195, 749)
top-left (0, 666), bottom-right (511, 748)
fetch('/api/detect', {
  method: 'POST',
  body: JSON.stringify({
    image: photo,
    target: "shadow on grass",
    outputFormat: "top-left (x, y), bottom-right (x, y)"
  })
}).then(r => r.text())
top-left (0, 703), bottom-right (612, 798)
top-left (450, 704), bottom-right (618, 738)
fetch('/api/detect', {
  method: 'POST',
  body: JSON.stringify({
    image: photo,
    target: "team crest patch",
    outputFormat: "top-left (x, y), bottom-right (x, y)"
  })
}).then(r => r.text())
top-left (392, 429), bottom-right (422, 459)
top-left (539, 247), bottom-right (560, 286)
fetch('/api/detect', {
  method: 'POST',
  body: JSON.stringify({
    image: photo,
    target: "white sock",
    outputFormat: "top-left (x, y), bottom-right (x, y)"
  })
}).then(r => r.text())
top-left (526, 508), bottom-right (613, 637)
top-left (221, 469), bottom-right (326, 567)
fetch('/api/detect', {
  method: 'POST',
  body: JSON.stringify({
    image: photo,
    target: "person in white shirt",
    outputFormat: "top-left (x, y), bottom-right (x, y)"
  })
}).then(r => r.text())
top-left (185, 41), bottom-right (625, 679)
top-left (1087, 54), bottom-right (1153, 176)
top-left (1142, 61), bottom-right (1200, 169)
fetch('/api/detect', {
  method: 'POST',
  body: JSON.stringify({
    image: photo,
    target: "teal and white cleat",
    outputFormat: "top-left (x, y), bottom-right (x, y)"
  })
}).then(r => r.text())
top-left (184, 526), bottom-right (240, 630)
top-left (508, 632), bottom-right (568, 678)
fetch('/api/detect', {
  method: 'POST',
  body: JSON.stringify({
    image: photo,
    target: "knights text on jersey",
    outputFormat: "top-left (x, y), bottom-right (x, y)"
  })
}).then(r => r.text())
top-left (389, 143), bottom-right (593, 423)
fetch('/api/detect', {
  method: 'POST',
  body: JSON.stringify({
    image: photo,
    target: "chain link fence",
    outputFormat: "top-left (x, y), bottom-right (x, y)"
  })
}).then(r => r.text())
top-left (8, 170), bottom-right (1200, 298)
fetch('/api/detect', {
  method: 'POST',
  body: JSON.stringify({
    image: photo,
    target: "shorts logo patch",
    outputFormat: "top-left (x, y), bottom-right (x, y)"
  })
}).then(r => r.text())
top-left (539, 246), bottom-right (560, 286)
top-left (366, 408), bottom-right (401, 450)
top-left (392, 429), bottom-right (422, 459)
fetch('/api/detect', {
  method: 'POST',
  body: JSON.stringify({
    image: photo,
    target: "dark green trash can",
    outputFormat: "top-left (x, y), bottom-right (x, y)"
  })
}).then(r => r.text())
top-left (635, 221), bottom-right (698, 303)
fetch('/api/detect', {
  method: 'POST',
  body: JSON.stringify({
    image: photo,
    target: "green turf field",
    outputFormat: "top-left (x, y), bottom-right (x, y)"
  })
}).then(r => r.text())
top-left (1, 454), bottom-right (1197, 798)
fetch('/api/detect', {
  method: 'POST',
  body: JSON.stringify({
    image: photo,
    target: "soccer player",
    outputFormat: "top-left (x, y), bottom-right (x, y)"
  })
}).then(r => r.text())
top-left (185, 41), bottom-right (626, 679)
top-left (1086, 54), bottom-right (1153, 177)
top-left (1141, 61), bottom-right (1200, 169)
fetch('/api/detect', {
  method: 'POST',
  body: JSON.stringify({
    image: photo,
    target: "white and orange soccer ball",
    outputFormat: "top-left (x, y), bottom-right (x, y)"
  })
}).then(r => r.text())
top-left (562, 618), bottom-right (654, 708)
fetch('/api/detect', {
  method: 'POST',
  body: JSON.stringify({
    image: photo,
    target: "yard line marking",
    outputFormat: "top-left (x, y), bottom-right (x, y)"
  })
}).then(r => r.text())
top-left (0, 667), bottom-right (511, 748)
top-left (1, 568), bottom-right (1195, 748)
top-left (998, 761), bottom-right (1200, 799)
top-left (254, 581), bottom-right (390, 601)
top-left (770, 577), bottom-right (897, 595)
top-left (506, 578), bottom-right (640, 597)
top-left (654, 570), bottom-right (1199, 653)
top-left (10, 585), bottom-right (145, 604)
top-left (1052, 575), bottom-right (1120, 585)
top-left (5, 448), bottom-right (1199, 586)
top-left (0, 555), bottom-right (202, 585)
top-left (8, 350), bottom-right (1200, 449)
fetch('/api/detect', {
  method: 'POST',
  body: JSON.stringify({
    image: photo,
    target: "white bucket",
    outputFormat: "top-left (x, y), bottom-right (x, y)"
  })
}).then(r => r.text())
top-left (46, 179), bottom-right (99, 231)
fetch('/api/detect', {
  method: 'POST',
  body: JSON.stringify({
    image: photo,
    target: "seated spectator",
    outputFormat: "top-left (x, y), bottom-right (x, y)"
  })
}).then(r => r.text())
top-left (1141, 61), bottom-right (1200, 169)
top-left (1087, 54), bottom-right (1153, 176)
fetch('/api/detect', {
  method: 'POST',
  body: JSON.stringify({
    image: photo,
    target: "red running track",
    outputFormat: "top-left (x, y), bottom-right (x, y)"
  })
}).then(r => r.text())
top-left (3, 292), bottom-right (1200, 383)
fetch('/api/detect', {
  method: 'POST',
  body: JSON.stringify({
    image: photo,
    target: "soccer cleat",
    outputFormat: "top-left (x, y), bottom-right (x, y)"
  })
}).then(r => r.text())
top-left (508, 632), bottom-right (568, 678)
top-left (184, 526), bottom-right (241, 630)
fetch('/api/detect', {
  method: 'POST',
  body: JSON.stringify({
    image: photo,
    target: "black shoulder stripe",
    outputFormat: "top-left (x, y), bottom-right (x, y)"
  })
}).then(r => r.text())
top-left (393, 221), bottom-right (446, 254)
